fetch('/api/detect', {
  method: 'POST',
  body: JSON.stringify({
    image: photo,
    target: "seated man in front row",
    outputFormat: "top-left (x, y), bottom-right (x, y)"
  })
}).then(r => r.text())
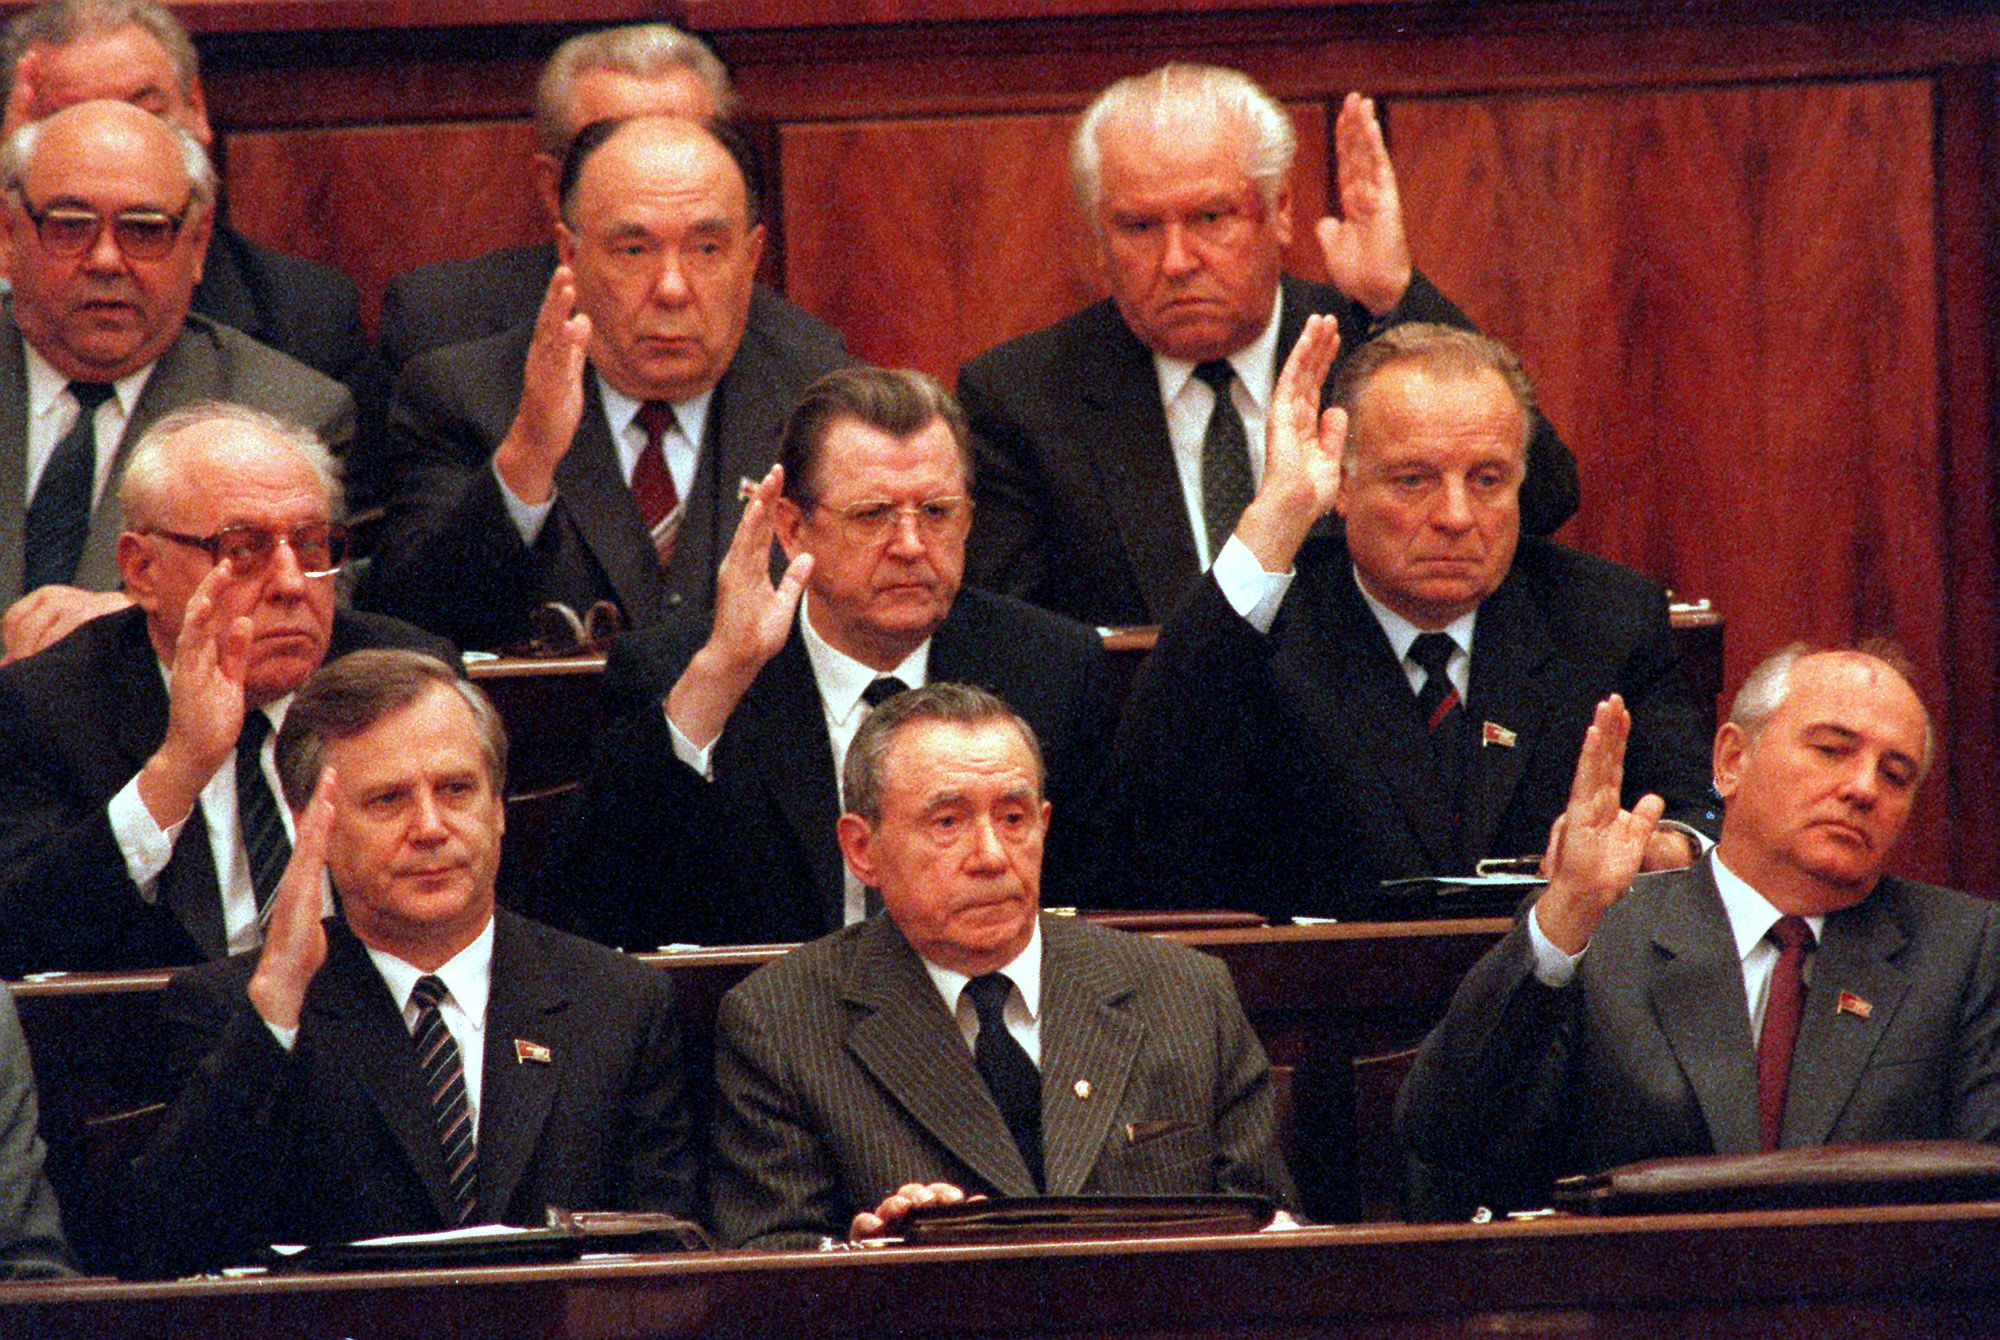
top-left (1397, 644), bottom-right (2000, 1220)
top-left (1111, 317), bottom-right (1713, 919)
top-left (706, 682), bottom-right (1295, 1250)
top-left (126, 650), bottom-right (696, 1278)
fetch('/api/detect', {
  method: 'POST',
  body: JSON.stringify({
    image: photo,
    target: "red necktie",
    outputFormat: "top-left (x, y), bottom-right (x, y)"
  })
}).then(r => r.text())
top-left (1757, 915), bottom-right (1815, 1151)
top-left (630, 401), bottom-right (682, 566)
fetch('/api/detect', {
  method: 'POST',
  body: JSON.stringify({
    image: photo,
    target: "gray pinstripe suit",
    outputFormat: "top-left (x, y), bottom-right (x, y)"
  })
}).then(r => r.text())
top-left (707, 913), bottom-right (1296, 1249)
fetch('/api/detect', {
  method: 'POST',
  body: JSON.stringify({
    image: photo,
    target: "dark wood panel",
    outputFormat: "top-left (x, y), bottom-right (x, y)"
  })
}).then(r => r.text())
top-left (1394, 80), bottom-right (1957, 885)
top-left (780, 103), bottom-right (1328, 381)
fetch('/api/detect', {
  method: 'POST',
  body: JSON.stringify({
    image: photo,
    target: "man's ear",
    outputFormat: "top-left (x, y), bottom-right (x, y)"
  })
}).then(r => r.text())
top-left (1268, 177), bottom-right (1295, 249)
top-left (533, 153), bottom-right (563, 230)
top-left (1711, 721), bottom-right (1748, 801)
top-left (182, 76), bottom-right (214, 148)
top-left (836, 813), bottom-right (876, 888)
top-left (772, 495), bottom-right (807, 561)
top-left (115, 532), bottom-right (159, 611)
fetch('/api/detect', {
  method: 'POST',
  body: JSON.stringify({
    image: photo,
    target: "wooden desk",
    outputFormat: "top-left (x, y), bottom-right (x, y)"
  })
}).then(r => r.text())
top-left (7, 1204), bottom-right (2000, 1337)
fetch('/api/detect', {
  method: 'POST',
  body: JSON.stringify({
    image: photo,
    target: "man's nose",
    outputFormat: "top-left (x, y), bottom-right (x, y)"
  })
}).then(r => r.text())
top-left (886, 509), bottom-right (927, 558)
top-left (261, 536), bottom-right (309, 599)
top-left (408, 787), bottom-right (450, 839)
top-left (652, 252), bottom-right (694, 305)
top-left (1159, 222), bottom-right (1200, 278)
top-left (1431, 477), bottom-right (1477, 531)
top-left (964, 815), bottom-right (1008, 869)
top-left (1836, 756), bottom-right (1882, 809)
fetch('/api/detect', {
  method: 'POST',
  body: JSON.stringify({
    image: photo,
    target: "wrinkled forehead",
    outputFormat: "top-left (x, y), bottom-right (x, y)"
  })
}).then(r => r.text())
top-left (1773, 653), bottom-right (1933, 769)
top-left (1348, 363), bottom-right (1529, 466)
top-left (574, 119), bottom-right (746, 224)
top-left (881, 718), bottom-right (1045, 804)
top-left (154, 431), bottom-right (331, 528)
top-left (21, 103), bottom-right (188, 199)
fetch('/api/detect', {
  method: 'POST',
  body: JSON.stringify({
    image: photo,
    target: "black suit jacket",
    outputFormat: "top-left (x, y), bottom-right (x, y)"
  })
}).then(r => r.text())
top-left (707, 913), bottom-right (1296, 1249)
top-left (533, 587), bottom-right (1119, 949)
top-left (0, 606), bottom-right (456, 976)
top-left (1396, 860), bottom-right (2000, 1219)
top-left (125, 910), bottom-right (695, 1277)
top-left (957, 272), bottom-right (1582, 627)
top-left (358, 300), bottom-right (850, 650)
top-left (1108, 535), bottom-right (1713, 919)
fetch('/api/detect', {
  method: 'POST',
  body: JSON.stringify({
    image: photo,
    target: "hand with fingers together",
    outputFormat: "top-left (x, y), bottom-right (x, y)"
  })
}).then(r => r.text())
top-left (1316, 93), bottom-right (1415, 318)
top-left (135, 560), bottom-right (257, 834)
top-left (665, 464), bottom-right (814, 749)
top-left (849, 1181), bottom-right (971, 1241)
top-left (1532, 694), bottom-right (1666, 956)
top-left (493, 264), bottom-right (593, 506)
top-left (246, 769), bottom-right (338, 1031)
top-left (1233, 312), bottom-right (1347, 574)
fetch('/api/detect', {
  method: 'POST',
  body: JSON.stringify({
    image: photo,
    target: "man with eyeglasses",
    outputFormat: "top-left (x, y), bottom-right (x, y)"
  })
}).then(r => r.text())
top-left (534, 366), bottom-right (1118, 950)
top-left (0, 402), bottom-right (451, 976)
top-left (0, 99), bottom-right (354, 662)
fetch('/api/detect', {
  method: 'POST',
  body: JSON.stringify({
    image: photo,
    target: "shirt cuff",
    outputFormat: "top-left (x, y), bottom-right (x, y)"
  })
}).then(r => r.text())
top-left (107, 774), bottom-right (188, 903)
top-left (666, 710), bottom-right (718, 781)
top-left (1212, 535), bottom-right (1294, 635)
top-left (495, 459), bottom-right (556, 544)
top-left (1526, 901), bottom-right (1586, 988)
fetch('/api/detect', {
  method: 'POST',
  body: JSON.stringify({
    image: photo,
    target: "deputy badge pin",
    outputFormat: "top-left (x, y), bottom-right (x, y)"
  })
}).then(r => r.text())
top-left (514, 1039), bottom-right (553, 1065)
top-left (1836, 992), bottom-right (1873, 1019)
top-left (1482, 722), bottom-right (1518, 749)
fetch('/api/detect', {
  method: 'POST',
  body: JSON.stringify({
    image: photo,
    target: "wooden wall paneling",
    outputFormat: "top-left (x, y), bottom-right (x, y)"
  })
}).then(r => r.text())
top-left (222, 121), bottom-right (547, 334)
top-left (1394, 80), bottom-right (1954, 883)
top-left (779, 103), bottom-right (1328, 382)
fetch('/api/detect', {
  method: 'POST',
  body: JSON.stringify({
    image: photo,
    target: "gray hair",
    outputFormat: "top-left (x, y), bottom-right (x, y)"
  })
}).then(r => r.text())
top-left (276, 651), bottom-right (506, 809)
top-left (1070, 63), bottom-right (1296, 225)
top-left (2, 103), bottom-right (215, 206)
top-left (118, 401), bottom-right (341, 528)
top-left (535, 23), bottom-right (736, 157)
top-left (778, 366), bottom-right (973, 507)
top-left (843, 682), bottom-right (1045, 823)
top-left (1729, 640), bottom-right (1934, 781)
top-left (1, 0), bottom-right (199, 111)
top-left (1329, 322), bottom-right (1537, 468)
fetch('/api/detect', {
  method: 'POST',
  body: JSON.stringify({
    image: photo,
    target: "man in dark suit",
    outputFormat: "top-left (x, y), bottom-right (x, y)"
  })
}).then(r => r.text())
top-left (127, 650), bottom-right (694, 1277)
top-left (1, 1), bottom-right (379, 462)
top-left (374, 20), bottom-right (842, 392)
top-left (0, 989), bottom-right (69, 1278)
top-left (0, 404), bottom-right (451, 977)
top-left (0, 99), bottom-right (354, 659)
top-left (707, 682), bottom-right (1295, 1250)
top-left (1397, 645), bottom-right (2000, 1219)
top-left (958, 64), bottom-right (1579, 629)
top-left (361, 115), bottom-right (848, 650)
top-left (1112, 318), bottom-right (1711, 920)
top-left (537, 367), bottom-right (1117, 949)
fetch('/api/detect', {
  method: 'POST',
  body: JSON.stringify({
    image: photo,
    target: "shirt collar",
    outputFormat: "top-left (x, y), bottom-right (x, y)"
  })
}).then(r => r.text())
top-left (1351, 565), bottom-right (1480, 665)
top-left (366, 914), bottom-right (497, 1022)
top-left (25, 341), bottom-right (155, 421)
top-left (1150, 286), bottom-right (1285, 412)
top-left (597, 373), bottom-right (715, 453)
top-left (797, 591), bottom-right (932, 726)
top-left (1710, 851), bottom-right (1825, 962)
top-left (920, 915), bottom-right (1044, 1024)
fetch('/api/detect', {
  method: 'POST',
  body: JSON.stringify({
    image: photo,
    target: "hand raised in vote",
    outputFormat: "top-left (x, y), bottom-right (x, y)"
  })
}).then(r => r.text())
top-left (849, 1181), bottom-right (969, 1241)
top-left (137, 559), bottom-right (256, 833)
top-left (1532, 695), bottom-right (1665, 956)
top-left (1317, 93), bottom-right (1414, 318)
top-left (1233, 312), bottom-right (1346, 574)
top-left (247, 768), bottom-right (337, 1031)
top-left (493, 264), bottom-right (593, 505)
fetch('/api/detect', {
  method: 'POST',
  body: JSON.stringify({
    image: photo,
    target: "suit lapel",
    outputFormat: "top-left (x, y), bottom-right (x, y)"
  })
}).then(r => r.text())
top-left (1646, 862), bottom-right (1762, 1154)
top-left (1782, 888), bottom-right (1912, 1146)
top-left (742, 628), bottom-right (847, 930)
top-left (555, 372), bottom-right (670, 625)
top-left (678, 345), bottom-right (782, 610)
top-left (841, 919), bottom-right (1039, 1197)
top-left (474, 913), bottom-right (565, 1219)
top-left (1460, 574), bottom-right (1557, 865)
top-left (2, 320), bottom-right (27, 600)
top-left (1073, 311), bottom-right (1201, 624)
top-left (304, 926), bottom-right (462, 1225)
top-left (1036, 918), bottom-right (1141, 1196)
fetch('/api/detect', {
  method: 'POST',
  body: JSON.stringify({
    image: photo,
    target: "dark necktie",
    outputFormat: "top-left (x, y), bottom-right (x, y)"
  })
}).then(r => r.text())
top-left (410, 975), bottom-right (480, 1225)
top-left (630, 400), bottom-right (684, 567)
top-left (1757, 916), bottom-right (1815, 1152)
top-left (1409, 632), bottom-right (1469, 835)
top-left (965, 972), bottom-right (1044, 1190)
top-left (235, 711), bottom-right (291, 915)
top-left (856, 677), bottom-right (911, 917)
top-left (1192, 359), bottom-right (1254, 558)
top-left (23, 382), bottom-right (116, 591)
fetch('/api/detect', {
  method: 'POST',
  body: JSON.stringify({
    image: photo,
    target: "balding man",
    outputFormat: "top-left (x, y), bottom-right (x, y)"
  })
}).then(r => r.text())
top-left (958, 63), bottom-right (1578, 628)
top-left (362, 115), bottom-right (847, 649)
top-left (1398, 645), bottom-right (2000, 1220)
top-left (0, 99), bottom-right (354, 660)
top-left (0, 403), bottom-right (449, 975)
top-left (1, 0), bottom-right (377, 468)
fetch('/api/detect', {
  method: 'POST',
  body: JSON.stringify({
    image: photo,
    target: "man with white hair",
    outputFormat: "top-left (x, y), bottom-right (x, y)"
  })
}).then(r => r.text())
top-left (957, 63), bottom-right (1579, 628)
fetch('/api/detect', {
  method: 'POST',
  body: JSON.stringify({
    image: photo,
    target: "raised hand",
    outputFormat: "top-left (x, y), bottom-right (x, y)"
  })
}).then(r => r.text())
top-left (137, 560), bottom-right (255, 832)
top-left (1533, 695), bottom-right (1666, 955)
top-left (849, 1181), bottom-right (968, 1241)
top-left (1233, 313), bottom-right (1347, 573)
top-left (247, 768), bottom-right (337, 1031)
top-left (1317, 93), bottom-right (1414, 317)
top-left (493, 264), bottom-right (592, 505)
top-left (665, 465), bottom-right (813, 748)
top-left (2, 50), bottom-right (40, 136)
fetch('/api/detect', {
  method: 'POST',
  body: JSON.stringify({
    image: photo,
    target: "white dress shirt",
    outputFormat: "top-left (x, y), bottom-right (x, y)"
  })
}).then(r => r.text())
top-left (920, 918), bottom-right (1044, 1066)
top-left (1154, 294), bottom-right (1283, 570)
top-left (23, 345), bottom-right (153, 511)
top-left (365, 918), bottom-right (497, 1136)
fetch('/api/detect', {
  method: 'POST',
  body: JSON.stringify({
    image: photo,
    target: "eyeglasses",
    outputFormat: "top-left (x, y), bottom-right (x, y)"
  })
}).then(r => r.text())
top-left (148, 523), bottom-right (349, 578)
top-left (13, 192), bottom-right (193, 261)
top-left (812, 496), bottom-right (973, 546)
top-left (503, 600), bottom-right (627, 659)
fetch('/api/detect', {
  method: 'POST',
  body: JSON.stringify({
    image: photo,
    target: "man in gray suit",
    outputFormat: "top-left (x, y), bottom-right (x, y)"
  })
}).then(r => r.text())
top-left (361, 114), bottom-right (847, 649)
top-left (1397, 644), bottom-right (2000, 1220)
top-left (0, 99), bottom-right (352, 659)
top-left (708, 682), bottom-right (1295, 1250)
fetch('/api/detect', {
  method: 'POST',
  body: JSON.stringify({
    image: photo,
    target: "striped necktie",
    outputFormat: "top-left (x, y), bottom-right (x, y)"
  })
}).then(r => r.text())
top-left (235, 711), bottom-right (291, 915)
top-left (410, 975), bottom-right (480, 1224)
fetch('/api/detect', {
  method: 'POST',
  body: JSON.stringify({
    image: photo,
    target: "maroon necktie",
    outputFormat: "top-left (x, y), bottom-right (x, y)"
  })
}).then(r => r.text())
top-left (630, 401), bottom-right (683, 567)
top-left (1756, 916), bottom-right (1815, 1151)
